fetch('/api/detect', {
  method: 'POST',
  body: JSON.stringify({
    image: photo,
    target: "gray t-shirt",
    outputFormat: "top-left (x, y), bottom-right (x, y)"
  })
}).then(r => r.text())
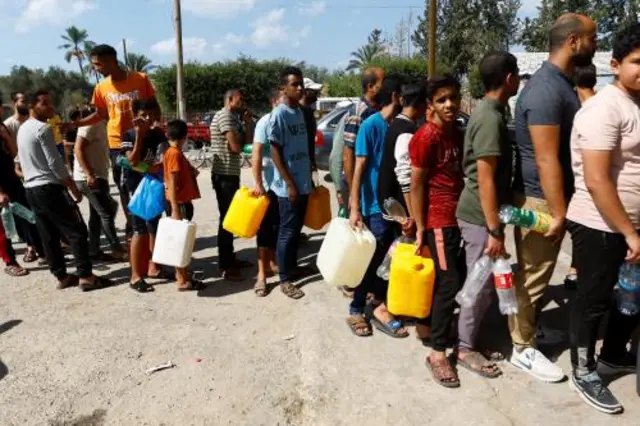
top-left (16, 118), bottom-right (70, 188)
top-left (513, 61), bottom-right (580, 200)
top-left (73, 122), bottom-right (111, 181)
top-left (3, 116), bottom-right (22, 139)
top-left (209, 108), bottom-right (243, 176)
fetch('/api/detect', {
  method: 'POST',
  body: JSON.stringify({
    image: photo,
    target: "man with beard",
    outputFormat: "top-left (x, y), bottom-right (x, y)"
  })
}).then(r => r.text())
top-left (509, 13), bottom-right (597, 383)
top-left (73, 44), bottom-right (158, 237)
top-left (4, 92), bottom-right (29, 157)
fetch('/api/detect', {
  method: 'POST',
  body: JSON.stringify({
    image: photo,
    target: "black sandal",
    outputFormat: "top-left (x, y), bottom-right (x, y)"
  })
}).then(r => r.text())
top-left (178, 279), bottom-right (206, 292)
top-left (130, 279), bottom-right (154, 293)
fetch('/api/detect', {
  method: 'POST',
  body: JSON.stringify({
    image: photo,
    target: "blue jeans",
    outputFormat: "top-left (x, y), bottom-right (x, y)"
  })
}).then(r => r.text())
top-left (276, 195), bottom-right (309, 283)
top-left (350, 213), bottom-right (395, 314)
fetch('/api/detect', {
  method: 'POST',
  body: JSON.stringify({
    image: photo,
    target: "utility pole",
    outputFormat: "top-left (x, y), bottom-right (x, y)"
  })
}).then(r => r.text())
top-left (122, 38), bottom-right (129, 69)
top-left (428, 0), bottom-right (437, 77)
top-left (173, 0), bottom-right (187, 120)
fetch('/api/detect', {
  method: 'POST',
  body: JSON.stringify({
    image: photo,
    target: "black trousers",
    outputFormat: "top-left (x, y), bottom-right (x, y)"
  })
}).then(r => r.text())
top-left (212, 173), bottom-right (239, 271)
top-left (422, 227), bottom-right (465, 352)
top-left (568, 221), bottom-right (640, 375)
top-left (77, 178), bottom-right (123, 255)
top-left (26, 184), bottom-right (92, 279)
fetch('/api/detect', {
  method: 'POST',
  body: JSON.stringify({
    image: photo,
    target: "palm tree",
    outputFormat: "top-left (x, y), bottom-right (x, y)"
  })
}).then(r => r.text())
top-left (59, 26), bottom-right (92, 80)
top-left (82, 40), bottom-right (100, 84)
top-left (346, 44), bottom-right (385, 71)
top-left (125, 53), bottom-right (156, 73)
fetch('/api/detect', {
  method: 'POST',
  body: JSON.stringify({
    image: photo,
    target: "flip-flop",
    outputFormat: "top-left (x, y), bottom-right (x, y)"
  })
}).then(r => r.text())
top-left (254, 280), bottom-right (268, 297)
top-left (369, 316), bottom-right (410, 339)
top-left (130, 279), bottom-right (154, 293)
top-left (4, 264), bottom-right (29, 277)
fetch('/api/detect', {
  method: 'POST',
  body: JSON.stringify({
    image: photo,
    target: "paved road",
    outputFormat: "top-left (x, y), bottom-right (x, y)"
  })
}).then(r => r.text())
top-left (0, 169), bottom-right (637, 425)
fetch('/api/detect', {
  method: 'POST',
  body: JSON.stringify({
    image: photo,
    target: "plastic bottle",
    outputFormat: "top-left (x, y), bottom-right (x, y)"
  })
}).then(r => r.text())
top-left (382, 198), bottom-right (408, 223)
top-left (456, 256), bottom-right (494, 308)
top-left (117, 156), bottom-right (149, 174)
top-left (377, 239), bottom-right (402, 280)
top-left (338, 206), bottom-right (348, 219)
top-left (499, 205), bottom-right (552, 234)
top-left (1, 206), bottom-right (17, 240)
top-left (617, 262), bottom-right (640, 316)
top-left (493, 257), bottom-right (518, 315)
top-left (9, 202), bottom-right (36, 224)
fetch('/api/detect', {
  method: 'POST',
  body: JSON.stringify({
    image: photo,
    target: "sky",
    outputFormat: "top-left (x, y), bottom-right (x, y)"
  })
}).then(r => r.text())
top-left (0, 0), bottom-right (541, 75)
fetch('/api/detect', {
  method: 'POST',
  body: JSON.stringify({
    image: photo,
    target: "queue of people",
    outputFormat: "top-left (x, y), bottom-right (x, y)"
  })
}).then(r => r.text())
top-left (0, 14), bottom-right (639, 416)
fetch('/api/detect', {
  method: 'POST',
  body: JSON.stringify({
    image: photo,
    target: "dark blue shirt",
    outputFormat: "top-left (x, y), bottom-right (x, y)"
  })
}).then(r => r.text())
top-left (513, 61), bottom-right (579, 200)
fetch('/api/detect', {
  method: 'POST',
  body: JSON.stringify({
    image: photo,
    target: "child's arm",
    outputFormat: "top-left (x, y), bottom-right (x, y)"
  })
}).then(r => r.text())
top-left (167, 171), bottom-right (181, 220)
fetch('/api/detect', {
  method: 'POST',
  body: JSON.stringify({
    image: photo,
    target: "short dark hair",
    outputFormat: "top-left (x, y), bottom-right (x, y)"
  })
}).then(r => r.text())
top-left (361, 68), bottom-right (381, 92)
top-left (549, 14), bottom-right (585, 52)
top-left (167, 119), bottom-right (188, 141)
top-left (10, 91), bottom-right (24, 102)
top-left (376, 75), bottom-right (403, 107)
top-left (574, 63), bottom-right (597, 89)
top-left (613, 22), bottom-right (640, 63)
top-left (90, 44), bottom-right (118, 58)
top-left (224, 89), bottom-right (243, 102)
top-left (28, 89), bottom-right (49, 107)
top-left (401, 79), bottom-right (427, 108)
top-left (426, 75), bottom-right (461, 101)
top-left (132, 98), bottom-right (160, 115)
top-left (479, 51), bottom-right (519, 92)
top-left (279, 66), bottom-right (303, 86)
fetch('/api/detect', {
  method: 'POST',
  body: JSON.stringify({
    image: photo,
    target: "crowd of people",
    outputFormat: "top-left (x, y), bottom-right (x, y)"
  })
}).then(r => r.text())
top-left (1, 12), bottom-right (639, 415)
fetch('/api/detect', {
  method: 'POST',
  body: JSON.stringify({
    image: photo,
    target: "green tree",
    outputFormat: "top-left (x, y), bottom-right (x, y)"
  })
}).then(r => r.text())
top-left (58, 26), bottom-right (92, 80)
top-left (126, 53), bottom-right (155, 73)
top-left (346, 28), bottom-right (387, 71)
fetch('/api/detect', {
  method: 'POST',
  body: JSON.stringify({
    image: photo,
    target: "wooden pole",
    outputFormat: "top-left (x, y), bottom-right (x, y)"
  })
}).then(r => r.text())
top-left (173, 0), bottom-right (187, 120)
top-left (428, 0), bottom-right (437, 77)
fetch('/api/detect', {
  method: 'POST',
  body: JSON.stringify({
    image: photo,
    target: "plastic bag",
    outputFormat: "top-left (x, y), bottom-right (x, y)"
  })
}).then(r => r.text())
top-left (128, 175), bottom-right (166, 221)
top-left (377, 236), bottom-right (415, 280)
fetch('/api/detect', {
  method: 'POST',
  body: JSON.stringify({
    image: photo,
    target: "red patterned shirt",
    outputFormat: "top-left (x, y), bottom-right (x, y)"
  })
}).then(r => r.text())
top-left (409, 121), bottom-right (464, 230)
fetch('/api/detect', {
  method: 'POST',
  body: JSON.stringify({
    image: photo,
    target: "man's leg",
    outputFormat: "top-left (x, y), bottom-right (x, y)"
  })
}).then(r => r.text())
top-left (110, 150), bottom-right (131, 237)
top-left (77, 181), bottom-right (103, 256)
top-left (568, 221), bottom-right (627, 413)
top-left (509, 195), bottom-right (562, 349)
top-left (94, 178), bottom-right (126, 255)
top-left (457, 220), bottom-right (495, 353)
top-left (276, 196), bottom-right (305, 299)
top-left (212, 173), bottom-right (241, 277)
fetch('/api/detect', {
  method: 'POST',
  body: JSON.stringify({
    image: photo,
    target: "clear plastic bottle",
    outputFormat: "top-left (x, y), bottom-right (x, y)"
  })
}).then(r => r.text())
top-left (617, 262), bottom-right (640, 316)
top-left (1, 206), bottom-right (17, 240)
top-left (493, 257), bottom-right (518, 315)
top-left (382, 198), bottom-right (408, 223)
top-left (9, 202), bottom-right (36, 224)
top-left (377, 239), bottom-right (401, 280)
top-left (456, 255), bottom-right (494, 308)
top-left (499, 205), bottom-right (552, 234)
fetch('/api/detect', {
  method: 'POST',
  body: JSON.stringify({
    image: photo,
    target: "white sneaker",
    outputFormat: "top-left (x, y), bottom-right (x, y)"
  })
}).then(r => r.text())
top-left (510, 347), bottom-right (565, 383)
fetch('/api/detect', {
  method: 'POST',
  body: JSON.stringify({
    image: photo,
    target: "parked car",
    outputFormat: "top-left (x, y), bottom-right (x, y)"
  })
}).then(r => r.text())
top-left (314, 105), bottom-right (353, 170)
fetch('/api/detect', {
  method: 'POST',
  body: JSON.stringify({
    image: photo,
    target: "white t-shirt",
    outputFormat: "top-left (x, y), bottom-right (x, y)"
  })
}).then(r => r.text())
top-left (73, 122), bottom-right (111, 181)
top-left (567, 84), bottom-right (640, 233)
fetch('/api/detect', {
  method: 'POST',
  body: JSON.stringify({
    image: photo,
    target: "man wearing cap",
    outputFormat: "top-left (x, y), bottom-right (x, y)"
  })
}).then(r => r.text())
top-left (301, 77), bottom-right (323, 171)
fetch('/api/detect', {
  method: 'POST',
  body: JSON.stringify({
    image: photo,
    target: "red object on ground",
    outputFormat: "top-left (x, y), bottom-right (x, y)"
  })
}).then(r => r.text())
top-left (315, 130), bottom-right (324, 147)
top-left (0, 220), bottom-right (11, 264)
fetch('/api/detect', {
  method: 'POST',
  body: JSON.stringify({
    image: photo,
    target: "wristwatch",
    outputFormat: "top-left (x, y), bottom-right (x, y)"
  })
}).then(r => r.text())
top-left (487, 226), bottom-right (505, 238)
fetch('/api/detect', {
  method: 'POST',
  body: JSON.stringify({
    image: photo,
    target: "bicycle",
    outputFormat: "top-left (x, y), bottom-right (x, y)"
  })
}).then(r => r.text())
top-left (192, 145), bottom-right (214, 170)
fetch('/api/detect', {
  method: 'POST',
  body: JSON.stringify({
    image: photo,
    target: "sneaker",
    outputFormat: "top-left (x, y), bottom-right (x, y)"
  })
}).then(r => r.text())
top-left (510, 347), bottom-right (565, 382)
top-left (569, 372), bottom-right (623, 414)
top-left (598, 352), bottom-right (637, 375)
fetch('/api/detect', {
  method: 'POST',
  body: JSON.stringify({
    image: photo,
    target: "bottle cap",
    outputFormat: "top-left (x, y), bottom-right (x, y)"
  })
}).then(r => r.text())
top-left (413, 263), bottom-right (424, 272)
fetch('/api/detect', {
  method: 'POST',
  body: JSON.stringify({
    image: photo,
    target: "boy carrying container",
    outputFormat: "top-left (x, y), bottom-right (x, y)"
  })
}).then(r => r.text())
top-left (164, 119), bottom-right (205, 292)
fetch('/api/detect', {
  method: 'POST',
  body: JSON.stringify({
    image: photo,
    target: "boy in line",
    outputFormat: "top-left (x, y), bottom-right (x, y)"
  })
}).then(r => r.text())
top-left (565, 23), bottom-right (640, 414)
top-left (164, 119), bottom-right (205, 292)
top-left (252, 88), bottom-right (283, 297)
top-left (269, 66), bottom-right (312, 300)
top-left (410, 75), bottom-right (465, 387)
top-left (348, 76), bottom-right (406, 338)
top-left (121, 99), bottom-right (167, 293)
top-left (455, 52), bottom-right (521, 383)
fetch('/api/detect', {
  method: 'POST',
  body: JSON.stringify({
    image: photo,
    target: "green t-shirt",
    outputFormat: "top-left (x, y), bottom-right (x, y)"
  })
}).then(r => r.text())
top-left (456, 97), bottom-right (512, 226)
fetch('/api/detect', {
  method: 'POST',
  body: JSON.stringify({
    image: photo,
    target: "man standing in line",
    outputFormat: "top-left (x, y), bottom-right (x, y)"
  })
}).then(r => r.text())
top-left (3, 91), bottom-right (29, 157)
top-left (455, 51), bottom-right (520, 380)
top-left (18, 90), bottom-right (110, 292)
top-left (510, 13), bottom-right (596, 382)
top-left (269, 66), bottom-right (312, 300)
top-left (300, 77), bottom-right (323, 171)
top-left (209, 89), bottom-right (254, 281)
top-left (342, 67), bottom-right (385, 206)
top-left (73, 44), bottom-right (158, 237)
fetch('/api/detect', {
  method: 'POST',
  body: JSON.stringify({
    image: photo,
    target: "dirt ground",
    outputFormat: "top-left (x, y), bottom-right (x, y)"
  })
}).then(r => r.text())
top-left (0, 170), bottom-right (638, 426)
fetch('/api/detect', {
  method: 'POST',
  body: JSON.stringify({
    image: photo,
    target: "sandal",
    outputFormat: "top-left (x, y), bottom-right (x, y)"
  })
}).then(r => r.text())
top-left (281, 282), bottom-right (305, 299)
top-left (4, 264), bottom-right (29, 277)
top-left (365, 303), bottom-right (409, 339)
top-left (130, 279), bottom-right (154, 293)
top-left (23, 250), bottom-right (38, 263)
top-left (57, 274), bottom-right (79, 290)
top-left (254, 280), bottom-right (268, 297)
top-left (426, 355), bottom-right (460, 388)
top-left (80, 276), bottom-right (114, 292)
top-left (457, 350), bottom-right (502, 378)
top-left (479, 348), bottom-right (506, 362)
top-left (178, 279), bottom-right (206, 292)
top-left (346, 315), bottom-right (372, 337)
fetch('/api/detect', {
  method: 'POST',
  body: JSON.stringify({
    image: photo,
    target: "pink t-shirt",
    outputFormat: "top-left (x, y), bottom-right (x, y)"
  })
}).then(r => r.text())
top-left (567, 84), bottom-right (640, 233)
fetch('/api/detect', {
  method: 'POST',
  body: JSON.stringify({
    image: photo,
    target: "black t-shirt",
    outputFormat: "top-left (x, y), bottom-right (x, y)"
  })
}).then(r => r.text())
top-left (301, 106), bottom-right (317, 166)
top-left (377, 115), bottom-right (417, 211)
top-left (121, 127), bottom-right (168, 193)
